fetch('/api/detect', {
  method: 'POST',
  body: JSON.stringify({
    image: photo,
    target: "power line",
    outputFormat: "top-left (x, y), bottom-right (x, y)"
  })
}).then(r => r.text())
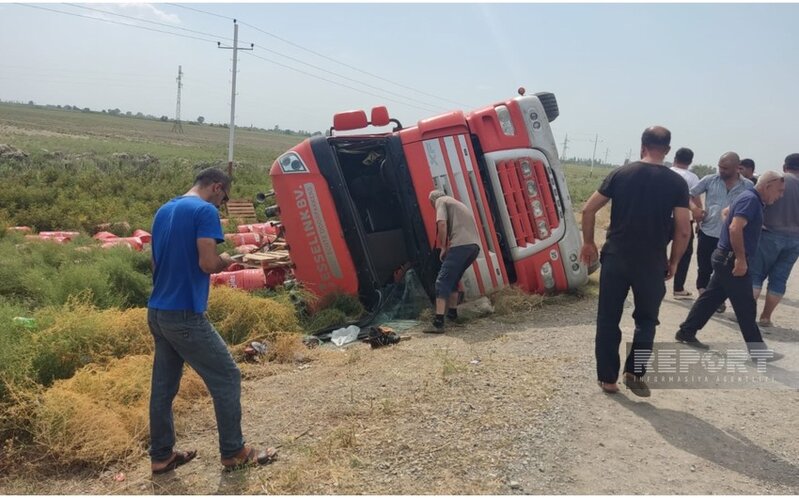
top-left (63, 3), bottom-right (240, 44)
top-left (21, 3), bottom-right (448, 114)
top-left (17, 3), bottom-right (219, 44)
top-left (253, 44), bottom-right (446, 111)
top-left (166, 3), bottom-right (233, 21)
top-left (218, 20), bottom-right (254, 177)
top-left (172, 65), bottom-right (183, 134)
top-left (243, 52), bottom-right (439, 114)
top-left (167, 3), bottom-right (470, 108)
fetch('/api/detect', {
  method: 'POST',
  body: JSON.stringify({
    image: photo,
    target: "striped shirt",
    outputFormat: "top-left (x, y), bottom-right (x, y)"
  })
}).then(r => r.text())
top-left (690, 174), bottom-right (753, 238)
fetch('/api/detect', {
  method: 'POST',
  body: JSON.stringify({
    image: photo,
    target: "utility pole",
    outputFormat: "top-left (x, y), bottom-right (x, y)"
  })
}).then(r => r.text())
top-left (218, 20), bottom-right (254, 178)
top-left (171, 65), bottom-right (183, 134)
top-left (604, 147), bottom-right (609, 165)
top-left (560, 133), bottom-right (568, 161)
top-left (590, 133), bottom-right (599, 177)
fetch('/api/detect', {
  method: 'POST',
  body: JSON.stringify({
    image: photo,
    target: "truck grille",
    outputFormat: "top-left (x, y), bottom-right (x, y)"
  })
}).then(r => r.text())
top-left (496, 158), bottom-right (560, 247)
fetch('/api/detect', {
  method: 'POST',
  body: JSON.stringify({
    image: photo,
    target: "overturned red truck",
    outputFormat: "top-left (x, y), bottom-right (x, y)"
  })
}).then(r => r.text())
top-left (264, 90), bottom-right (589, 308)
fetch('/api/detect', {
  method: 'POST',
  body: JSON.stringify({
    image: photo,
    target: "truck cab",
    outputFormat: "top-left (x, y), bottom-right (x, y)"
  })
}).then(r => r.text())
top-left (268, 91), bottom-right (588, 308)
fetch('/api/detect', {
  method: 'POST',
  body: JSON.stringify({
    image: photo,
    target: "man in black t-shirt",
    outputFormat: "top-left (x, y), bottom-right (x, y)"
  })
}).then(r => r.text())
top-left (581, 126), bottom-right (691, 397)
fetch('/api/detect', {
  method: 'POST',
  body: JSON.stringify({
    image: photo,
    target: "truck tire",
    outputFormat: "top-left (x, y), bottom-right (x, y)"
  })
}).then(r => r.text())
top-left (534, 92), bottom-right (559, 123)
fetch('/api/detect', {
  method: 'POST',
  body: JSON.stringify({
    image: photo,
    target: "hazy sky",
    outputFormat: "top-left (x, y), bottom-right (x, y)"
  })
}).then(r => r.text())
top-left (1, 2), bottom-right (797, 171)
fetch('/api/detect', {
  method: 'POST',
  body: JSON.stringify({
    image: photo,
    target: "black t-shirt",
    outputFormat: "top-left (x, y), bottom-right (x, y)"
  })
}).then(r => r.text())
top-left (599, 161), bottom-right (690, 262)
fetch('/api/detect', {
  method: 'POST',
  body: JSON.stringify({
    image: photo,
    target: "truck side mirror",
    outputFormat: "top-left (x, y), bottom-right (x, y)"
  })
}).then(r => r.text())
top-left (332, 110), bottom-right (368, 131)
top-left (370, 106), bottom-right (390, 127)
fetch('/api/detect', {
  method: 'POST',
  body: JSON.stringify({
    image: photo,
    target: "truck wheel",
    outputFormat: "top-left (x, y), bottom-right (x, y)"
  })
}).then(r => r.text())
top-left (534, 92), bottom-right (559, 123)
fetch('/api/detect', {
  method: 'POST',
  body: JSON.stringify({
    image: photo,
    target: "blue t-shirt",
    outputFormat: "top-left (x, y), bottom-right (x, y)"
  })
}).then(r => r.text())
top-left (717, 188), bottom-right (763, 262)
top-left (148, 196), bottom-right (224, 313)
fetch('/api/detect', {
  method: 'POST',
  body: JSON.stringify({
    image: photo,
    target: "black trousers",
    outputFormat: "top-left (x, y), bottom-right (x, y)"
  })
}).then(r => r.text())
top-left (696, 230), bottom-right (719, 291)
top-left (673, 226), bottom-right (695, 293)
top-left (677, 249), bottom-right (765, 349)
top-left (596, 251), bottom-right (666, 383)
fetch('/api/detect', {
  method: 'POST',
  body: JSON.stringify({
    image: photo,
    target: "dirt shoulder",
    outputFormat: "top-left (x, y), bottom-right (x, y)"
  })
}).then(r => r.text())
top-left (2, 268), bottom-right (798, 494)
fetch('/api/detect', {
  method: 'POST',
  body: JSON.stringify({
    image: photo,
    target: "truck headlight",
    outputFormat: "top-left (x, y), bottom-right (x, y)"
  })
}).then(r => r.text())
top-left (520, 160), bottom-right (532, 177)
top-left (537, 220), bottom-right (549, 239)
top-left (278, 152), bottom-right (308, 174)
top-left (541, 262), bottom-right (555, 289)
top-left (532, 200), bottom-right (543, 217)
top-left (526, 180), bottom-right (538, 197)
top-left (495, 105), bottom-right (515, 136)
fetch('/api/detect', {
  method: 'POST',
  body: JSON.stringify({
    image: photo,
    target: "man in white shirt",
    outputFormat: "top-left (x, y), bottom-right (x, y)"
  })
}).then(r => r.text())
top-left (670, 148), bottom-right (700, 299)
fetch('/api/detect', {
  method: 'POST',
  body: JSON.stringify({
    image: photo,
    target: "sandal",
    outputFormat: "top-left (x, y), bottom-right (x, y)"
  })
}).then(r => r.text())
top-left (151, 449), bottom-right (197, 475)
top-left (221, 446), bottom-right (278, 472)
top-left (597, 381), bottom-right (619, 394)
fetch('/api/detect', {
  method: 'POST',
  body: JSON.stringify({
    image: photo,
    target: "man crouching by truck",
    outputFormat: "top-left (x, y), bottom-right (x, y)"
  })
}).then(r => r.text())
top-left (424, 190), bottom-right (481, 334)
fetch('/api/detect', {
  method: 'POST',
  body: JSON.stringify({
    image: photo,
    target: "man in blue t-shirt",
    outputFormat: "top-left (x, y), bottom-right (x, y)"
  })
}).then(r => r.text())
top-left (147, 168), bottom-right (278, 474)
top-left (676, 170), bottom-right (786, 356)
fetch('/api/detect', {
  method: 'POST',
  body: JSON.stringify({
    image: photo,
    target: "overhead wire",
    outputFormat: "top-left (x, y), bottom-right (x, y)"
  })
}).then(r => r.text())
top-left (166, 3), bottom-right (471, 108)
top-left (16, 3), bottom-right (220, 44)
top-left (15, 3), bottom-right (469, 115)
top-left (63, 3), bottom-right (241, 45)
top-left (243, 52), bottom-right (439, 114)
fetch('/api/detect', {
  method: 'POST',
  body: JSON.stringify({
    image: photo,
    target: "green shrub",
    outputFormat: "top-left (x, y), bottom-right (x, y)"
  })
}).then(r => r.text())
top-left (317, 292), bottom-right (365, 320)
top-left (0, 300), bottom-right (36, 401)
top-left (303, 308), bottom-right (348, 333)
top-left (30, 299), bottom-right (153, 386)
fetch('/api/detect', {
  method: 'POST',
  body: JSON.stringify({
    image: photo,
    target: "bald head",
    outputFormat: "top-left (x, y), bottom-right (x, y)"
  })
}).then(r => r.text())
top-left (429, 189), bottom-right (446, 206)
top-left (756, 170), bottom-right (786, 205)
top-left (640, 126), bottom-right (671, 163)
top-left (718, 152), bottom-right (741, 181)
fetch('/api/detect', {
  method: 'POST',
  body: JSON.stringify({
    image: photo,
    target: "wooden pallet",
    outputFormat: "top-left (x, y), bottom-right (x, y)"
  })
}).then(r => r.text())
top-left (242, 250), bottom-right (290, 263)
top-left (225, 199), bottom-right (257, 223)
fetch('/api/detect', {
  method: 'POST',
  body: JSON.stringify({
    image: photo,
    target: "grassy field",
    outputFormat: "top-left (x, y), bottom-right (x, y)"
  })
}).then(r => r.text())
top-left (0, 102), bottom-right (304, 166)
top-left (0, 102), bottom-right (605, 479)
top-left (0, 103), bottom-right (309, 232)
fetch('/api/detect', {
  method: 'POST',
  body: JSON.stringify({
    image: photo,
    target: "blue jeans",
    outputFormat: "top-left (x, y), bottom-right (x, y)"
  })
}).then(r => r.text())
top-left (750, 230), bottom-right (799, 297)
top-left (435, 244), bottom-right (480, 298)
top-left (147, 308), bottom-right (245, 461)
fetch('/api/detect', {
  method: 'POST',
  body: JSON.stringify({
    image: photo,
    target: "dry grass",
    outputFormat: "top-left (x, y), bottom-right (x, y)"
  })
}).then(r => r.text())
top-left (29, 299), bottom-right (153, 385)
top-left (267, 334), bottom-right (309, 364)
top-left (207, 286), bottom-right (300, 345)
top-left (489, 286), bottom-right (548, 316)
top-left (25, 355), bottom-right (207, 469)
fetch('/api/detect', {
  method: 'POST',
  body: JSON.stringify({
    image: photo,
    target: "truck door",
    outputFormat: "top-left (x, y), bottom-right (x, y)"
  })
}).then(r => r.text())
top-left (400, 112), bottom-right (509, 300)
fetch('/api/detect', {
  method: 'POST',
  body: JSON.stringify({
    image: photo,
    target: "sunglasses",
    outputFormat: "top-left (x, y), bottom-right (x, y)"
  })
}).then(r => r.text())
top-left (217, 183), bottom-right (230, 203)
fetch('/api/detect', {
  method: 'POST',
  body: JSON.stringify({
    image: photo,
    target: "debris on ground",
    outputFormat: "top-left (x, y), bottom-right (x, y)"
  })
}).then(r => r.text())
top-left (364, 326), bottom-right (402, 349)
top-left (211, 223), bottom-right (295, 292)
top-left (0, 144), bottom-right (28, 160)
top-left (331, 325), bottom-right (360, 346)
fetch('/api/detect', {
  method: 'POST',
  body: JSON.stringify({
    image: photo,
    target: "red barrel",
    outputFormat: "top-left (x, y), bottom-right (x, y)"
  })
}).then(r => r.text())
top-left (237, 222), bottom-right (278, 236)
top-left (234, 244), bottom-right (259, 254)
top-left (132, 229), bottom-right (152, 244)
top-left (265, 268), bottom-right (289, 288)
top-left (7, 226), bottom-right (32, 233)
top-left (40, 231), bottom-right (80, 241)
top-left (211, 269), bottom-right (267, 290)
top-left (93, 231), bottom-right (118, 241)
top-left (27, 234), bottom-right (70, 244)
top-left (225, 233), bottom-right (261, 246)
